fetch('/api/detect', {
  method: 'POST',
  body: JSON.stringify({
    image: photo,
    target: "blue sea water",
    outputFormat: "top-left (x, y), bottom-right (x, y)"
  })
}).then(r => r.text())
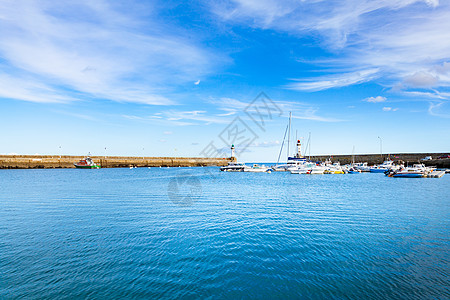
top-left (0, 167), bottom-right (449, 299)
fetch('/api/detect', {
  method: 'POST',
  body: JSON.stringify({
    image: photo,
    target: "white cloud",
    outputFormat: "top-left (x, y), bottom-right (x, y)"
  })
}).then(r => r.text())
top-left (428, 102), bottom-right (450, 118)
top-left (195, 80), bottom-right (201, 85)
top-left (287, 69), bottom-right (379, 91)
top-left (403, 71), bottom-right (439, 88)
top-left (382, 107), bottom-right (398, 111)
top-left (212, 97), bottom-right (343, 122)
top-left (0, 1), bottom-right (222, 104)
top-left (250, 140), bottom-right (280, 148)
top-left (365, 96), bottom-right (386, 103)
top-left (163, 131), bottom-right (173, 135)
top-left (212, 0), bottom-right (450, 93)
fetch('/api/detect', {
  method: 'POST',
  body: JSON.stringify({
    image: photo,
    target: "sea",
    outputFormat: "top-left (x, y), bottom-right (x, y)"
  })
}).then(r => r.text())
top-left (0, 167), bottom-right (449, 299)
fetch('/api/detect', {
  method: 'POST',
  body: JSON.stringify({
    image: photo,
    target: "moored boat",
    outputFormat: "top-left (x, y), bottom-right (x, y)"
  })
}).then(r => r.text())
top-left (386, 164), bottom-right (432, 178)
top-left (244, 164), bottom-right (270, 173)
top-left (370, 160), bottom-right (400, 173)
top-left (74, 155), bottom-right (101, 169)
top-left (220, 162), bottom-right (251, 172)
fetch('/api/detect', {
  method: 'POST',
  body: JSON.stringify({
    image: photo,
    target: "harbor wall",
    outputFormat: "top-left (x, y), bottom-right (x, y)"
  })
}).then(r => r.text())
top-left (0, 153), bottom-right (448, 169)
top-left (0, 155), bottom-right (234, 169)
top-left (309, 153), bottom-right (450, 168)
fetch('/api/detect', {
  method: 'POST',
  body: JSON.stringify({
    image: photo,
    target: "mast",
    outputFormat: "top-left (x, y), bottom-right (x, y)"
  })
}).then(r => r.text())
top-left (308, 132), bottom-right (311, 160)
top-left (276, 123), bottom-right (289, 165)
top-left (287, 112), bottom-right (291, 159)
top-left (352, 145), bottom-right (355, 165)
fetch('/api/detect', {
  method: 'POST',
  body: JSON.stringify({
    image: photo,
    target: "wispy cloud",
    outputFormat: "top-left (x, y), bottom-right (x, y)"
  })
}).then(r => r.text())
top-left (428, 102), bottom-right (450, 118)
top-left (249, 140), bottom-right (280, 148)
top-left (211, 0), bottom-right (450, 94)
top-left (0, 1), bottom-right (222, 104)
top-left (211, 97), bottom-right (343, 122)
top-left (287, 69), bottom-right (379, 91)
top-left (364, 96), bottom-right (386, 103)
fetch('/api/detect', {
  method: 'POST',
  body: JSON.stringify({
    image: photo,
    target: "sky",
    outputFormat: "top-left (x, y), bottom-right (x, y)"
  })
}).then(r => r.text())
top-left (1, 0), bottom-right (449, 162)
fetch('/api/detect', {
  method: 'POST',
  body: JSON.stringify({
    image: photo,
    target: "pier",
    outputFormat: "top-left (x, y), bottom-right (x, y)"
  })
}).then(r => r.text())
top-left (0, 155), bottom-right (234, 169)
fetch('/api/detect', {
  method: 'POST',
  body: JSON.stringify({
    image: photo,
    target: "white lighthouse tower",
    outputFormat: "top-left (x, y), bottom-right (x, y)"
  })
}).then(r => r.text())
top-left (231, 144), bottom-right (236, 158)
top-left (295, 139), bottom-right (303, 158)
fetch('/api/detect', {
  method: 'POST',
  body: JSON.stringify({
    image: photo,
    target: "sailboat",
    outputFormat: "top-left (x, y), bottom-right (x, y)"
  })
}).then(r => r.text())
top-left (272, 113), bottom-right (307, 172)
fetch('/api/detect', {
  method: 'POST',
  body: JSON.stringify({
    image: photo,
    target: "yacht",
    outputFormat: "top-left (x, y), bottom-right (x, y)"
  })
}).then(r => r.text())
top-left (386, 164), bottom-right (433, 178)
top-left (322, 160), bottom-right (345, 174)
top-left (220, 162), bottom-right (251, 172)
top-left (353, 162), bottom-right (370, 172)
top-left (290, 162), bottom-right (325, 174)
top-left (244, 164), bottom-right (270, 173)
top-left (369, 160), bottom-right (399, 173)
top-left (273, 139), bottom-right (307, 171)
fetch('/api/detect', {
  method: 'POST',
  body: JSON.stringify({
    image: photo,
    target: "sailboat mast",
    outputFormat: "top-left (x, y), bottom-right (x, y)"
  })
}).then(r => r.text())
top-left (287, 112), bottom-right (291, 159)
top-left (352, 146), bottom-right (355, 165)
top-left (276, 123), bottom-right (289, 165)
top-left (308, 132), bottom-right (311, 160)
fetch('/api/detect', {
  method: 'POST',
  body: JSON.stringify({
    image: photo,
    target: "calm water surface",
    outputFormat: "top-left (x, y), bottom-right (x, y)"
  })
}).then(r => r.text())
top-left (0, 168), bottom-right (449, 299)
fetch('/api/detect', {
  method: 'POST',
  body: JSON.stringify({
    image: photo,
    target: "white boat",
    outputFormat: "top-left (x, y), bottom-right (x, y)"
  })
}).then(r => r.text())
top-left (321, 160), bottom-right (345, 174)
top-left (386, 164), bottom-right (433, 178)
top-left (290, 162), bottom-right (325, 174)
top-left (220, 162), bottom-right (251, 172)
top-left (273, 113), bottom-right (308, 172)
top-left (353, 162), bottom-right (370, 172)
top-left (244, 164), bottom-right (270, 173)
top-left (369, 160), bottom-right (399, 173)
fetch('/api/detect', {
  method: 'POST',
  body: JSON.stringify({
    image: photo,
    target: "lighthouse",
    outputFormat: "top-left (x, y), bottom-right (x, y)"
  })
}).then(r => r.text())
top-left (295, 140), bottom-right (303, 158)
top-left (231, 144), bottom-right (236, 158)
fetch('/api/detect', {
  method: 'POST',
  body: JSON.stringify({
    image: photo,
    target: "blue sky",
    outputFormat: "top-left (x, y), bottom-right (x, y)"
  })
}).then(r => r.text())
top-left (1, 0), bottom-right (449, 161)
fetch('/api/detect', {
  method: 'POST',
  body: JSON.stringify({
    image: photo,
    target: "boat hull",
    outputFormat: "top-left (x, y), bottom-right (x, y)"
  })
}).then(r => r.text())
top-left (392, 172), bottom-right (424, 178)
top-left (74, 165), bottom-right (101, 169)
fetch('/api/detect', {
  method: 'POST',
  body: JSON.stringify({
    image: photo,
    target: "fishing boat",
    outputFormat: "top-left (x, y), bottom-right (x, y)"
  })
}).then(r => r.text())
top-left (386, 164), bottom-right (432, 178)
top-left (74, 155), bottom-right (101, 169)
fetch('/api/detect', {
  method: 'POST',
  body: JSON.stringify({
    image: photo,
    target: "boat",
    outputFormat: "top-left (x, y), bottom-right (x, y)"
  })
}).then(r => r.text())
top-left (220, 162), bottom-right (251, 172)
top-left (322, 160), bottom-right (345, 174)
top-left (386, 164), bottom-right (432, 178)
top-left (290, 162), bottom-right (325, 174)
top-left (74, 155), bottom-right (101, 169)
top-left (343, 164), bottom-right (361, 174)
top-left (243, 164), bottom-right (270, 173)
top-left (369, 160), bottom-right (398, 173)
top-left (272, 113), bottom-right (308, 172)
top-left (353, 162), bottom-right (370, 172)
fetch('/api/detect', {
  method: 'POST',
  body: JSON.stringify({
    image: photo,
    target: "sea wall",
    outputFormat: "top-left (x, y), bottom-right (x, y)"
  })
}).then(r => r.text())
top-left (0, 155), bottom-right (234, 169)
top-left (310, 153), bottom-right (450, 168)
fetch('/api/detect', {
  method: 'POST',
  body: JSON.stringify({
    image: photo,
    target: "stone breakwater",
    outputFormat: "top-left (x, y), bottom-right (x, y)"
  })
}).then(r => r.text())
top-left (0, 155), bottom-right (234, 169)
top-left (309, 153), bottom-right (450, 168)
